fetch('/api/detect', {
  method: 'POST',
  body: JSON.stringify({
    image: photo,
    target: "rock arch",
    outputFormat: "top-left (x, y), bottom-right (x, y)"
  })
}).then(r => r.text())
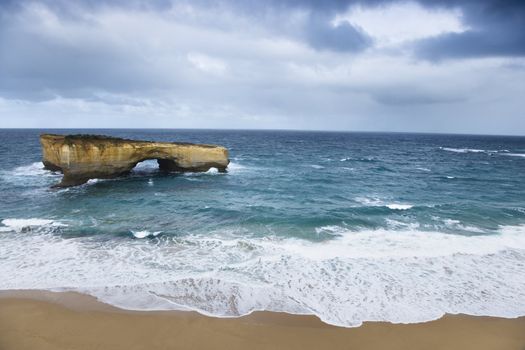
top-left (40, 134), bottom-right (229, 187)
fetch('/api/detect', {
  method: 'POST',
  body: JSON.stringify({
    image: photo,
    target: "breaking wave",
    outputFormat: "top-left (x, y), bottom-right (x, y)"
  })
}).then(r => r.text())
top-left (1, 222), bottom-right (524, 327)
top-left (505, 153), bottom-right (525, 158)
top-left (439, 147), bottom-right (520, 157)
top-left (355, 197), bottom-right (414, 210)
top-left (0, 218), bottom-right (67, 233)
top-left (0, 162), bottom-right (61, 187)
top-left (385, 204), bottom-right (413, 210)
top-left (131, 230), bottom-right (162, 239)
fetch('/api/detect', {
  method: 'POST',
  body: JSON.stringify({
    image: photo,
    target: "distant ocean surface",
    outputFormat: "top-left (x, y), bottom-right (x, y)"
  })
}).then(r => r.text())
top-left (1, 129), bottom-right (525, 327)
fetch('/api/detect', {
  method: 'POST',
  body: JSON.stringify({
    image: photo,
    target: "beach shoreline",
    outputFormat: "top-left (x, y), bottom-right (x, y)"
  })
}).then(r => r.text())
top-left (1, 290), bottom-right (524, 350)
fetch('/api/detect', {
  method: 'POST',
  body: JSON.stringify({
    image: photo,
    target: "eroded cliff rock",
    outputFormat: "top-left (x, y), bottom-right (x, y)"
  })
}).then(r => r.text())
top-left (40, 134), bottom-right (229, 187)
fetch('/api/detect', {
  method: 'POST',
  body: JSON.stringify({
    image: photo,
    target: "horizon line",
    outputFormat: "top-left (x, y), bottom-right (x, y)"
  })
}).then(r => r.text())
top-left (1, 127), bottom-right (524, 138)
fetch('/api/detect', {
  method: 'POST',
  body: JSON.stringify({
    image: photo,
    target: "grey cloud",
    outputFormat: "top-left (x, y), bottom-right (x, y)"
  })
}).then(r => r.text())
top-left (1, 0), bottom-right (375, 53)
top-left (413, 0), bottom-right (525, 60)
top-left (305, 13), bottom-right (372, 52)
top-left (414, 30), bottom-right (525, 60)
top-left (226, 0), bottom-right (525, 58)
top-left (186, 0), bottom-right (374, 53)
top-left (372, 90), bottom-right (467, 106)
top-left (8, 0), bottom-right (525, 58)
top-left (0, 0), bottom-right (371, 104)
top-left (0, 11), bottom-right (172, 101)
top-left (0, 0), bottom-right (524, 134)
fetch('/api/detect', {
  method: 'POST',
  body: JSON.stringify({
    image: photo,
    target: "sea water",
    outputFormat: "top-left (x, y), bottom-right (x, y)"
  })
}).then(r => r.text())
top-left (1, 129), bottom-right (524, 327)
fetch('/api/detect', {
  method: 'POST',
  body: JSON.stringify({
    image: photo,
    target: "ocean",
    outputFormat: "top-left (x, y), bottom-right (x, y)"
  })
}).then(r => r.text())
top-left (1, 129), bottom-right (525, 327)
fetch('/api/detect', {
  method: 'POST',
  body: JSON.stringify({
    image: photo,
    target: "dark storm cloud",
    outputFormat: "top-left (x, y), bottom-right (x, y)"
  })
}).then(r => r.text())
top-left (412, 0), bottom-right (525, 60)
top-left (184, 0), bottom-right (376, 53)
top-left (0, 0), bottom-right (376, 53)
top-left (1, 0), bottom-right (524, 97)
top-left (4, 0), bottom-right (524, 58)
top-left (230, 0), bottom-right (525, 58)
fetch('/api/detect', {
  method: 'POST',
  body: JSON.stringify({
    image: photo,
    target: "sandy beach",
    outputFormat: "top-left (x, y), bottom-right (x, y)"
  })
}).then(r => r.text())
top-left (0, 291), bottom-right (524, 350)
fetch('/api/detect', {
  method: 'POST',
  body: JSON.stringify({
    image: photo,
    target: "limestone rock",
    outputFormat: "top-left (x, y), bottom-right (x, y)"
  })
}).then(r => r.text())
top-left (40, 134), bottom-right (230, 187)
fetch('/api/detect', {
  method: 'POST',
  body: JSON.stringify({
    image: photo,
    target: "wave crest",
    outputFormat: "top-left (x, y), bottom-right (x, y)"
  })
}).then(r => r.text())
top-left (1, 223), bottom-right (525, 327)
top-left (0, 218), bottom-right (67, 233)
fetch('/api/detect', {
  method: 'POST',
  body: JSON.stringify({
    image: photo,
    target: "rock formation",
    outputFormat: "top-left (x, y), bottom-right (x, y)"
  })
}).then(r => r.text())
top-left (40, 134), bottom-right (230, 187)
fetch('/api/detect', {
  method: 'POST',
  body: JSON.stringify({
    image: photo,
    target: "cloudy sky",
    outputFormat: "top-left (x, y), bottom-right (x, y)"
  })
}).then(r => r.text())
top-left (0, 0), bottom-right (524, 134)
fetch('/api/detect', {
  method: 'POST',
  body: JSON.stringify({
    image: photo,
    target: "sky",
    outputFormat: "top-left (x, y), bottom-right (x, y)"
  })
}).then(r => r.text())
top-left (0, 0), bottom-right (524, 134)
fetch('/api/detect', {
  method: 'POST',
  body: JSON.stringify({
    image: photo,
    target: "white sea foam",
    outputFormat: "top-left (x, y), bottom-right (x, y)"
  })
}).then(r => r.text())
top-left (0, 218), bottom-right (67, 233)
top-left (440, 147), bottom-right (487, 153)
top-left (10, 162), bottom-right (53, 176)
top-left (354, 196), bottom-right (383, 206)
top-left (309, 164), bottom-right (325, 169)
top-left (226, 162), bottom-right (247, 173)
top-left (439, 147), bottom-right (518, 156)
top-left (181, 162), bottom-right (245, 177)
top-left (386, 204), bottom-right (413, 210)
top-left (442, 218), bottom-right (485, 233)
top-left (355, 197), bottom-right (414, 210)
top-left (315, 225), bottom-right (345, 236)
top-left (131, 230), bottom-right (162, 239)
top-left (0, 162), bottom-right (61, 187)
top-left (182, 169), bottom-right (219, 177)
top-left (1, 223), bottom-right (525, 327)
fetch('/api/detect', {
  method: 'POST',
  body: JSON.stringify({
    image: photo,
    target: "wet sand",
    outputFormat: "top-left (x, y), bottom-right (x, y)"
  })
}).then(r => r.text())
top-left (1, 291), bottom-right (524, 350)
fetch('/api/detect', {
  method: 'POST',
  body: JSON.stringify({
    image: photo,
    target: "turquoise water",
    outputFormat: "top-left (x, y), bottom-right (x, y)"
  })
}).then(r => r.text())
top-left (1, 129), bottom-right (525, 326)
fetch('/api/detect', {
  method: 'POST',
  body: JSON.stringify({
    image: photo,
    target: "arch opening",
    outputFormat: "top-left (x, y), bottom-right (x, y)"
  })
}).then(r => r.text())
top-left (130, 159), bottom-right (161, 176)
top-left (129, 157), bottom-right (226, 175)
